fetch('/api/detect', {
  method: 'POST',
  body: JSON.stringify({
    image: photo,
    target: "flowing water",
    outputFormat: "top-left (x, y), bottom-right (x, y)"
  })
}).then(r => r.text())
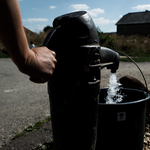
top-left (105, 73), bottom-right (123, 104)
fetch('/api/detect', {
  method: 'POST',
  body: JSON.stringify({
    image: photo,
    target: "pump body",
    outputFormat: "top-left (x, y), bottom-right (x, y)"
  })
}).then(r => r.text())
top-left (43, 11), bottom-right (100, 150)
top-left (43, 11), bottom-right (119, 150)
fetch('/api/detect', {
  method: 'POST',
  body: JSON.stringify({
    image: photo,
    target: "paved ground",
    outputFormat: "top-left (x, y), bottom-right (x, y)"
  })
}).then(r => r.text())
top-left (0, 58), bottom-right (150, 147)
top-left (0, 58), bottom-right (50, 147)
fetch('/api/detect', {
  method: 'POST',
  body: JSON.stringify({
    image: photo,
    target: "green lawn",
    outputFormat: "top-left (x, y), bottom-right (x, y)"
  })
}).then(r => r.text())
top-left (120, 56), bottom-right (150, 62)
top-left (0, 50), bottom-right (10, 58)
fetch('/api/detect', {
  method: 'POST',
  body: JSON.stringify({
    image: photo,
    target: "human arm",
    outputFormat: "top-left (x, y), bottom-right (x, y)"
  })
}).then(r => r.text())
top-left (0, 0), bottom-right (57, 83)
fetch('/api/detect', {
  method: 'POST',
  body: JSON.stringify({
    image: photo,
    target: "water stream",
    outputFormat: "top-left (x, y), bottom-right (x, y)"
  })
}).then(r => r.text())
top-left (105, 73), bottom-right (123, 104)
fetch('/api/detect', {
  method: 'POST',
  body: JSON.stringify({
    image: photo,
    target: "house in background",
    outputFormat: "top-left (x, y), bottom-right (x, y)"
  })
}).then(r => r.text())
top-left (116, 10), bottom-right (150, 36)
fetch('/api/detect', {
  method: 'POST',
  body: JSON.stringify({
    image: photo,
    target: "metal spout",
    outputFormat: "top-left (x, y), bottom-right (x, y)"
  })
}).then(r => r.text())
top-left (100, 47), bottom-right (120, 73)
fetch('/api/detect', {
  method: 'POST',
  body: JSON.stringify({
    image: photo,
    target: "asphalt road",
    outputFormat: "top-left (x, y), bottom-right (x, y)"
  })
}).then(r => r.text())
top-left (0, 58), bottom-right (150, 147)
top-left (0, 58), bottom-right (50, 147)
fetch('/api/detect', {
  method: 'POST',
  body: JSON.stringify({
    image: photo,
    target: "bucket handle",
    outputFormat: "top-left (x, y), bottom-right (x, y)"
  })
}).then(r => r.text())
top-left (114, 48), bottom-right (149, 96)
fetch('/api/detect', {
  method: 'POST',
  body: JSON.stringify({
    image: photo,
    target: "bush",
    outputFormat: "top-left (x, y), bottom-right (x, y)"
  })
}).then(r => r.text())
top-left (43, 25), bottom-right (52, 33)
top-left (97, 28), bottom-right (150, 57)
top-left (112, 34), bottom-right (150, 57)
top-left (97, 28), bottom-right (115, 49)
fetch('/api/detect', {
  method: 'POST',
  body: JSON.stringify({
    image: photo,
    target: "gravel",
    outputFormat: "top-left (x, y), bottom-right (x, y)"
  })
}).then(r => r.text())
top-left (0, 58), bottom-right (150, 147)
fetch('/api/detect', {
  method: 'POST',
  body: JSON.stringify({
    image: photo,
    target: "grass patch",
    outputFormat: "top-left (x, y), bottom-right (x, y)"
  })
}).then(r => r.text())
top-left (0, 50), bottom-right (10, 58)
top-left (11, 116), bottom-right (51, 140)
top-left (120, 56), bottom-right (150, 62)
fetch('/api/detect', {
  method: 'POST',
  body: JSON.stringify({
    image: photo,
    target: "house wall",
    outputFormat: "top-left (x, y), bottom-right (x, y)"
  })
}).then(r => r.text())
top-left (117, 23), bottom-right (150, 36)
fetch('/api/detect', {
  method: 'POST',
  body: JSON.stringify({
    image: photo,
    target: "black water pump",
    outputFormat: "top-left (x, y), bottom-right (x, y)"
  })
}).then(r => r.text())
top-left (43, 11), bottom-right (119, 150)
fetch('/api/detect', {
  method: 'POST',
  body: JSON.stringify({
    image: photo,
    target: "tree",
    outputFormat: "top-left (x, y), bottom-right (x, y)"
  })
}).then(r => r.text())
top-left (43, 25), bottom-right (52, 32)
top-left (97, 27), bottom-right (115, 49)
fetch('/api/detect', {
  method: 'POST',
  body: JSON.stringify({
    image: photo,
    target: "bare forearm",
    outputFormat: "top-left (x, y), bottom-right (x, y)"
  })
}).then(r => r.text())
top-left (0, 0), bottom-right (29, 67)
top-left (0, 0), bottom-right (57, 83)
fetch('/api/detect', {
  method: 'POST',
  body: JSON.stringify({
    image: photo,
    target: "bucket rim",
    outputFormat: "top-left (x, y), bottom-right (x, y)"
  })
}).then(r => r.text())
top-left (99, 87), bottom-right (150, 105)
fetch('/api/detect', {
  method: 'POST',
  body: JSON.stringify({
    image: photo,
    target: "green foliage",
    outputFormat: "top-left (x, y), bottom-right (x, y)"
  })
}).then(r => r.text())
top-left (43, 25), bottom-right (52, 32)
top-left (120, 56), bottom-right (150, 62)
top-left (97, 28), bottom-right (150, 61)
top-left (0, 50), bottom-right (10, 58)
top-left (97, 28), bottom-right (115, 49)
top-left (11, 116), bottom-right (51, 140)
top-left (113, 34), bottom-right (150, 57)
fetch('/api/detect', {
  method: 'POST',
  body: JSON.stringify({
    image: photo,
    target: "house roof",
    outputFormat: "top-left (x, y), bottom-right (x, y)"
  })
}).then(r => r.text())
top-left (116, 10), bottom-right (150, 25)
